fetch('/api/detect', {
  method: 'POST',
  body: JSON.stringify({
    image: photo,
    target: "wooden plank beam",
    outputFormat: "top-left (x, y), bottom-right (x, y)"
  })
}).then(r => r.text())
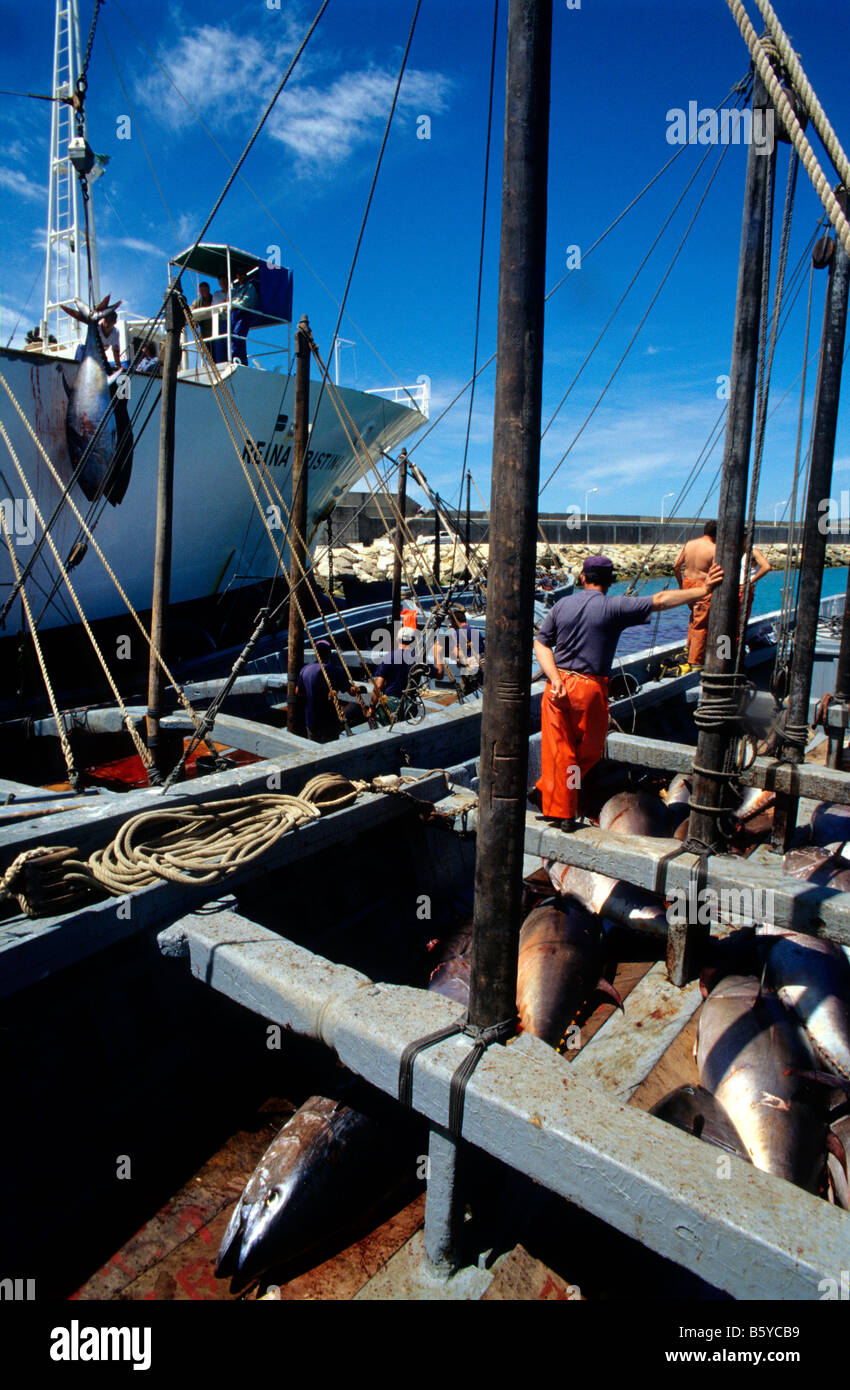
top-left (569, 962), bottom-right (703, 1102)
top-left (604, 730), bottom-right (850, 805)
top-left (524, 815), bottom-right (850, 946)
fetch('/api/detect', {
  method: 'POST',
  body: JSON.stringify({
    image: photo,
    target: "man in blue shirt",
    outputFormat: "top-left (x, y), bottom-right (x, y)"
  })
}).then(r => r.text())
top-left (230, 269), bottom-right (259, 365)
top-left (532, 554), bottom-right (722, 826)
top-left (295, 640), bottom-right (353, 742)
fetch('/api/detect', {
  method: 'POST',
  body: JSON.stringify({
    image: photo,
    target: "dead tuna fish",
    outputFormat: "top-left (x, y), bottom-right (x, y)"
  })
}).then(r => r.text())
top-left (664, 774), bottom-right (692, 833)
top-left (60, 295), bottom-right (132, 505)
top-left (427, 923), bottom-right (472, 1007)
top-left (782, 845), bottom-right (850, 891)
top-left (810, 801), bottom-right (850, 847)
top-left (828, 1112), bottom-right (850, 1210)
top-left (544, 787), bottom-right (671, 935)
top-left (597, 790), bottom-right (671, 838)
top-left (216, 1093), bottom-right (417, 1287)
top-left (650, 1084), bottom-right (751, 1162)
top-left (763, 932), bottom-right (850, 1082)
top-left (697, 974), bottom-right (825, 1190)
top-left (545, 860), bottom-right (668, 937)
top-left (517, 901), bottom-right (621, 1048)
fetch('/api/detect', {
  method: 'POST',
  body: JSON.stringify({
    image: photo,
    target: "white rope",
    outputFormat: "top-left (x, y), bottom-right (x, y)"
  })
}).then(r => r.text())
top-left (725, 0), bottom-right (850, 258)
top-left (753, 0), bottom-right (850, 196)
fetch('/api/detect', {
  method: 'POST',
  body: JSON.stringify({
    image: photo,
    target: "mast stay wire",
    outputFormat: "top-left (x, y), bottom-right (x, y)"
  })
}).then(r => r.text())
top-left (306, 0), bottom-right (423, 444)
top-left (405, 81), bottom-right (753, 466)
top-left (109, 0), bottom-right (423, 415)
top-left (541, 106), bottom-right (746, 444)
top-left (450, 0), bottom-right (500, 585)
top-left (539, 140), bottom-right (734, 499)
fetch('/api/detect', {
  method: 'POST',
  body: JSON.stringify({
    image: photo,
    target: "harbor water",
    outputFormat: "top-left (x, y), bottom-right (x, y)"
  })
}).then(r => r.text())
top-left (610, 567), bottom-right (849, 657)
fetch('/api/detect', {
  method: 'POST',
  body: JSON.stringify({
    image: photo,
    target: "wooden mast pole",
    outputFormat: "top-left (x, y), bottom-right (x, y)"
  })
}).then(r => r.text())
top-left (146, 288), bottom-right (184, 781)
top-left (286, 315), bottom-right (311, 734)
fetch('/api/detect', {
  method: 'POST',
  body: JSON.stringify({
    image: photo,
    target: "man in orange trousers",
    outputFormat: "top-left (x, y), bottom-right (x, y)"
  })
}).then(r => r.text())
top-left (533, 554), bottom-right (723, 827)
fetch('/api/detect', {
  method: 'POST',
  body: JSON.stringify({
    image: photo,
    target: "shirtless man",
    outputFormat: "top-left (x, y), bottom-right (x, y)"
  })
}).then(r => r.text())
top-left (673, 520), bottom-right (717, 668)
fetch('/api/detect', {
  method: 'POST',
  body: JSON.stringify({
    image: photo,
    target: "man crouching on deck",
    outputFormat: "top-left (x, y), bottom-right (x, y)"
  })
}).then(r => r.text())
top-left (532, 554), bottom-right (723, 829)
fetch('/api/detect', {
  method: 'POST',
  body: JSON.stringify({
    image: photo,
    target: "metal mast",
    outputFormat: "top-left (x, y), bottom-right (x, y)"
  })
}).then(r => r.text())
top-left (42, 0), bottom-right (100, 350)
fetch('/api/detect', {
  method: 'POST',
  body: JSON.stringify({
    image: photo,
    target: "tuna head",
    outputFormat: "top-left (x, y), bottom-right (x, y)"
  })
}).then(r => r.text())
top-left (697, 974), bottom-right (826, 1191)
top-left (809, 801), bottom-right (850, 848)
top-left (764, 932), bottom-right (850, 1083)
top-left (216, 1095), bottom-right (413, 1287)
top-left (517, 901), bottom-right (619, 1048)
top-left (545, 860), bottom-right (668, 938)
top-left (650, 1084), bottom-right (750, 1162)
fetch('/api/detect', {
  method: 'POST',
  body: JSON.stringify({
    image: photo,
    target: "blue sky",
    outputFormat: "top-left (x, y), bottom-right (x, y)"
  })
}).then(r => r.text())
top-left (1, 0), bottom-right (849, 522)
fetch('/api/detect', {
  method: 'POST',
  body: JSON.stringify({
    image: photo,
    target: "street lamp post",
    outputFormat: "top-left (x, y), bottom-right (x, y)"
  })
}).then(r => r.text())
top-left (660, 492), bottom-right (674, 525)
top-left (774, 498), bottom-right (788, 525)
top-left (584, 487), bottom-right (598, 522)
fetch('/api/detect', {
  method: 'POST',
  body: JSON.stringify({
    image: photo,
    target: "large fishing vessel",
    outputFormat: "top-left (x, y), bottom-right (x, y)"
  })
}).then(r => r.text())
top-left (0, 1), bottom-right (427, 639)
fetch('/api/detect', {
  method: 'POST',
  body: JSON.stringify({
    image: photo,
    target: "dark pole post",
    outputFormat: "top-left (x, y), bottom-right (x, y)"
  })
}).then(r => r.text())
top-left (773, 209), bottom-right (850, 836)
top-left (391, 447), bottom-right (407, 633)
top-left (686, 75), bottom-right (773, 856)
top-left (465, 471), bottom-right (472, 562)
top-left (468, 0), bottom-right (552, 1030)
top-left (286, 315), bottom-right (311, 734)
top-left (146, 288), bottom-right (184, 781)
top-left (433, 494), bottom-right (441, 588)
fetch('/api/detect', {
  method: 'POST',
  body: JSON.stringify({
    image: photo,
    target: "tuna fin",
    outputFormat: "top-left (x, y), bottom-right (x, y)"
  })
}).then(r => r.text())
top-left (827, 1131), bottom-right (847, 1177)
top-left (595, 977), bottom-right (624, 1012)
top-left (60, 300), bottom-right (89, 324)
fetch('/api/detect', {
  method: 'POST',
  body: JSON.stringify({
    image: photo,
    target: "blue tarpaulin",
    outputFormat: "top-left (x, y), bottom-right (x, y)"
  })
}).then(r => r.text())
top-left (256, 264), bottom-right (293, 324)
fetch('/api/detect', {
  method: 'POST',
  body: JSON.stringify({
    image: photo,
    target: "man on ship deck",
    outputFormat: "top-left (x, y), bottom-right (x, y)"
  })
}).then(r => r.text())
top-left (532, 553), bottom-right (723, 828)
top-left (673, 521), bottom-right (718, 669)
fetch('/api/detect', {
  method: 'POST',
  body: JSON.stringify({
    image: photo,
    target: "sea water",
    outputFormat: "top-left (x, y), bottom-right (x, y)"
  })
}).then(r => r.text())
top-left (610, 567), bottom-right (848, 658)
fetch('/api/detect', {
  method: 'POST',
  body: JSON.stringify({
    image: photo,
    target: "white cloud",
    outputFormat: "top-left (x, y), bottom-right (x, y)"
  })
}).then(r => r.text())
top-left (268, 68), bottom-right (452, 175)
top-left (3, 139), bottom-right (31, 164)
top-left (135, 21), bottom-right (303, 129)
top-left (100, 235), bottom-right (164, 258)
top-left (0, 168), bottom-right (45, 203)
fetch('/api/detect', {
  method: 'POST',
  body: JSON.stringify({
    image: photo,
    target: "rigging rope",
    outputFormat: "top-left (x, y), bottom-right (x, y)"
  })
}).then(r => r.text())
top-left (0, 372), bottom-right (219, 762)
top-left (0, 506), bottom-right (80, 789)
top-left (724, 2), bottom-right (850, 257)
top-left (0, 419), bottom-right (153, 771)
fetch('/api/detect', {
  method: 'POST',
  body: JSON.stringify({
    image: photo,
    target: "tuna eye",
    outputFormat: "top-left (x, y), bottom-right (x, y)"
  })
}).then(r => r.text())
top-left (265, 1189), bottom-right (280, 1207)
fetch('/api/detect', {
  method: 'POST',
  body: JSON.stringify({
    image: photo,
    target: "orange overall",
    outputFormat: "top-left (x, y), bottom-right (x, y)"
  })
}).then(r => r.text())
top-left (684, 576), bottom-right (712, 665)
top-left (536, 670), bottom-right (609, 819)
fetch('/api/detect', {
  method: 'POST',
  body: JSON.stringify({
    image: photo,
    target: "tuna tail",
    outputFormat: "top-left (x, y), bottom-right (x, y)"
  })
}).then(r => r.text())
top-left (60, 295), bottom-right (122, 326)
top-left (594, 976), bottom-right (625, 1012)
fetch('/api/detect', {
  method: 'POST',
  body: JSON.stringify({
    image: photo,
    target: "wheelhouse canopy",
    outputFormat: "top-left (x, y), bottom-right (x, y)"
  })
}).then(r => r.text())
top-left (170, 243), bottom-right (293, 324)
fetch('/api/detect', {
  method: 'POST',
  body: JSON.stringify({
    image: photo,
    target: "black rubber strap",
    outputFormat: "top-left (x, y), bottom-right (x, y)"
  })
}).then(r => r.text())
top-left (448, 1018), bottom-right (514, 1137)
top-left (398, 1013), bottom-right (515, 1138)
top-left (398, 1018), bottom-right (465, 1108)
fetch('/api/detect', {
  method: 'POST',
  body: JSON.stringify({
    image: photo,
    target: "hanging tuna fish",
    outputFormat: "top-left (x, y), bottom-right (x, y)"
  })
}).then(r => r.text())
top-left (60, 295), bottom-right (133, 506)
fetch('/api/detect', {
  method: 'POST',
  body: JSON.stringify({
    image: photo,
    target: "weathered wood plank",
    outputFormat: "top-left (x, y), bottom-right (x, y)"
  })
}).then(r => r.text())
top-left (524, 815), bottom-right (850, 946)
top-left (569, 962), bottom-right (703, 1102)
top-left (605, 730), bottom-right (850, 805)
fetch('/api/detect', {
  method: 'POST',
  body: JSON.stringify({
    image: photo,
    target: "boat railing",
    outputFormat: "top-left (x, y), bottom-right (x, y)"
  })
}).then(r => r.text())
top-left (366, 378), bottom-right (430, 418)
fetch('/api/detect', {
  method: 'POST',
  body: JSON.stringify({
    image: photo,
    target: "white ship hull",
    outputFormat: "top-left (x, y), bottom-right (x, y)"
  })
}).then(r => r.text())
top-left (0, 347), bottom-right (424, 632)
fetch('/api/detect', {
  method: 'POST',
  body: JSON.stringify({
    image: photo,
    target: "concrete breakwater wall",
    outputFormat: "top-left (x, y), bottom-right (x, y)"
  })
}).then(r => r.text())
top-left (311, 538), bottom-right (850, 589)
